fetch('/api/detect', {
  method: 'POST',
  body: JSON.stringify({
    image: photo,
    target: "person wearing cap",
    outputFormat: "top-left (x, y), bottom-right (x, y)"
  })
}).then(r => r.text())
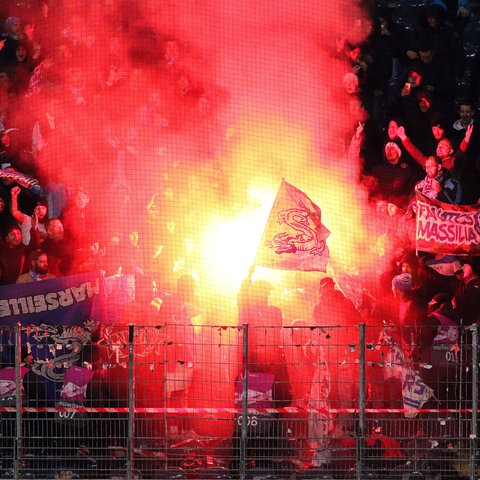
top-left (365, 139), bottom-right (418, 209)
top-left (392, 272), bottom-right (414, 295)
top-left (383, 118), bottom-right (422, 174)
top-left (385, 141), bottom-right (402, 160)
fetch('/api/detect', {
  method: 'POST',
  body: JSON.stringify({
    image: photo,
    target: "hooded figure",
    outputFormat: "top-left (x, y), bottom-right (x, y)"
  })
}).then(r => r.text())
top-left (420, 4), bottom-right (464, 77)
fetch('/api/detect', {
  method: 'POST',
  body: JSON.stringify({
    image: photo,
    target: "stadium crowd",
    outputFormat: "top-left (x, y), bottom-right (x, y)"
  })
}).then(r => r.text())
top-left (0, 0), bottom-right (480, 477)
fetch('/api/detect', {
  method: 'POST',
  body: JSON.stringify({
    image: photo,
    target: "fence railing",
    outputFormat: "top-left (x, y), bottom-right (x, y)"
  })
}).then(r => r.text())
top-left (0, 322), bottom-right (478, 480)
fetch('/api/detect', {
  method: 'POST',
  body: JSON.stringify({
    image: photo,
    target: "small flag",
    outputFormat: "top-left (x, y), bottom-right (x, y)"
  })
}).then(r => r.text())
top-left (424, 255), bottom-right (462, 276)
top-left (255, 179), bottom-right (330, 271)
top-left (401, 366), bottom-right (434, 418)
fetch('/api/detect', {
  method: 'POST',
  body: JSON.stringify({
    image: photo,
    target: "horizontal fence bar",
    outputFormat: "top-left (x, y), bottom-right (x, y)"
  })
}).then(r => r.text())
top-left (6, 406), bottom-right (480, 414)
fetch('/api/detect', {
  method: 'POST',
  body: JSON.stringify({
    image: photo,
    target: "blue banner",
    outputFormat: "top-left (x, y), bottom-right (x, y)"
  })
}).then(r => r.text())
top-left (0, 271), bottom-right (107, 326)
top-left (0, 272), bottom-right (108, 402)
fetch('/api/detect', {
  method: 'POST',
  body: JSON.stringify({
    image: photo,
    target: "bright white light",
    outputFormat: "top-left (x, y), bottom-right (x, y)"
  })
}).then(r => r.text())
top-left (201, 201), bottom-right (274, 296)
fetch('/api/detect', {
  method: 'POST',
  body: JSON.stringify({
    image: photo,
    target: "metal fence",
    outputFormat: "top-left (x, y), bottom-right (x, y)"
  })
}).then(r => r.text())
top-left (0, 323), bottom-right (478, 480)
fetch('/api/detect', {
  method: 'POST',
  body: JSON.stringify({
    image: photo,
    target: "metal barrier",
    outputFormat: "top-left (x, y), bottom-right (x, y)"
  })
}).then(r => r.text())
top-left (0, 323), bottom-right (478, 480)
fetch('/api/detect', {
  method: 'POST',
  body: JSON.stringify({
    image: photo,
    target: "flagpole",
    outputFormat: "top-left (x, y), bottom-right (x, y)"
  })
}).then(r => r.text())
top-left (254, 178), bottom-right (286, 263)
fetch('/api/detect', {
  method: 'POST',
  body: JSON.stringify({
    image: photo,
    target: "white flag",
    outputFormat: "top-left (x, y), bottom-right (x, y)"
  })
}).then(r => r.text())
top-left (255, 179), bottom-right (330, 271)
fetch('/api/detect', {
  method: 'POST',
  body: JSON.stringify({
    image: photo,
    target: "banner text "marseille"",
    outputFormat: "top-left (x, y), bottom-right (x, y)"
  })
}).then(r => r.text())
top-left (0, 280), bottom-right (100, 318)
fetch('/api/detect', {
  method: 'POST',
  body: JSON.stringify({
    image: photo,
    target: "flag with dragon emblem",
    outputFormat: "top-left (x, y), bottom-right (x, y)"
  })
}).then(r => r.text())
top-left (255, 179), bottom-right (330, 271)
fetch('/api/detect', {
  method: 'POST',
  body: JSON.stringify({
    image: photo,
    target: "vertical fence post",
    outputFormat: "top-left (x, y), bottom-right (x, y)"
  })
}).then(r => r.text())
top-left (356, 324), bottom-right (366, 480)
top-left (14, 324), bottom-right (22, 480)
top-left (240, 324), bottom-right (248, 480)
top-left (470, 323), bottom-right (478, 480)
top-left (127, 324), bottom-right (135, 480)
top-left (163, 325), bottom-right (168, 441)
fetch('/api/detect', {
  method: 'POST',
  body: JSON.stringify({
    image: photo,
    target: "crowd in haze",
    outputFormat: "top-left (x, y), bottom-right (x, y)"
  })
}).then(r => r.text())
top-left (0, 0), bottom-right (480, 475)
top-left (0, 0), bottom-right (231, 294)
